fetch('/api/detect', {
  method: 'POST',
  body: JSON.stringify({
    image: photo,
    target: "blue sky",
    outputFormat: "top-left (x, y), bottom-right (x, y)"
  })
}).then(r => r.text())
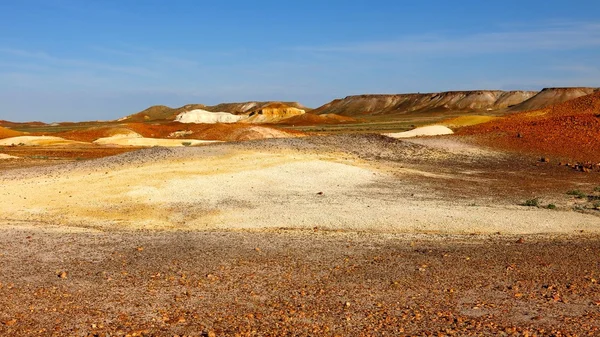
top-left (1, 0), bottom-right (599, 122)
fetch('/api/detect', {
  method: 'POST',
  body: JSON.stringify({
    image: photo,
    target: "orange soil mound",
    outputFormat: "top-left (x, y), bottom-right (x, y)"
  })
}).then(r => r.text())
top-left (55, 127), bottom-right (137, 142)
top-left (276, 113), bottom-right (358, 125)
top-left (124, 122), bottom-right (303, 141)
top-left (53, 123), bottom-right (303, 143)
top-left (458, 92), bottom-right (600, 162)
top-left (0, 126), bottom-right (24, 139)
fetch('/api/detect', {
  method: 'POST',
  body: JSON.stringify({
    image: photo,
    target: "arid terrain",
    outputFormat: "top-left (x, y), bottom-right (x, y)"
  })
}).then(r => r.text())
top-left (1, 88), bottom-right (600, 336)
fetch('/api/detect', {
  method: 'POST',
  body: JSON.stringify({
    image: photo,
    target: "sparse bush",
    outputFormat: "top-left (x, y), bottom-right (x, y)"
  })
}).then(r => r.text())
top-left (594, 186), bottom-right (600, 192)
top-left (594, 202), bottom-right (600, 210)
top-left (181, 142), bottom-right (192, 146)
top-left (567, 190), bottom-right (587, 199)
top-left (522, 198), bottom-right (540, 207)
top-left (547, 204), bottom-right (557, 210)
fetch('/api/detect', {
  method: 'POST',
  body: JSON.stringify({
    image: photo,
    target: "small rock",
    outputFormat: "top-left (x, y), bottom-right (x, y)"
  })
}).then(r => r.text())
top-left (58, 271), bottom-right (68, 279)
top-left (516, 238), bottom-right (525, 244)
top-left (316, 191), bottom-right (324, 195)
top-left (3, 319), bottom-right (17, 326)
top-left (540, 157), bottom-right (550, 163)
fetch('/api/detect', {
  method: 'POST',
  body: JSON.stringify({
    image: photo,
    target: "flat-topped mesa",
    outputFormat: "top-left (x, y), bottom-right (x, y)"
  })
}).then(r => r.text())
top-left (312, 90), bottom-right (538, 116)
top-left (508, 87), bottom-right (600, 112)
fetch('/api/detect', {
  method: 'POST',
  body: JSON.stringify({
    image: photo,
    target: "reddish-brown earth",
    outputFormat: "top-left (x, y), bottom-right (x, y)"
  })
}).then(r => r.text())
top-left (0, 126), bottom-right (24, 139)
top-left (458, 91), bottom-right (600, 162)
top-left (1, 230), bottom-right (600, 337)
top-left (51, 123), bottom-right (303, 143)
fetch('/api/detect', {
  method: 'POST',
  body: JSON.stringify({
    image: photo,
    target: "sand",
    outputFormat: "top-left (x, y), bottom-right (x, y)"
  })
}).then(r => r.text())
top-left (0, 153), bottom-right (20, 159)
top-left (384, 125), bottom-right (454, 138)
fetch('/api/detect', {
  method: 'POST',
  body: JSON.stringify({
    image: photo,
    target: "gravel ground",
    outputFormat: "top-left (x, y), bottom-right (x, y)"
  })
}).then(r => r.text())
top-left (1, 227), bottom-right (599, 336)
top-left (1, 134), bottom-right (599, 336)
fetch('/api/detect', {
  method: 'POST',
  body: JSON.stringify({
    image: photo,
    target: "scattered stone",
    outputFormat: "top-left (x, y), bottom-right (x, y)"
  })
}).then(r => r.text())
top-left (3, 319), bottom-right (16, 326)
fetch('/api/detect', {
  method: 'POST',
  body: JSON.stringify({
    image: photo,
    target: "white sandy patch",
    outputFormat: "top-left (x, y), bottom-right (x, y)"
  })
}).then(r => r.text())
top-left (0, 153), bottom-right (20, 159)
top-left (93, 133), bottom-right (220, 147)
top-left (0, 136), bottom-right (88, 146)
top-left (385, 125), bottom-right (454, 138)
top-left (175, 109), bottom-right (246, 124)
top-left (0, 148), bottom-right (598, 234)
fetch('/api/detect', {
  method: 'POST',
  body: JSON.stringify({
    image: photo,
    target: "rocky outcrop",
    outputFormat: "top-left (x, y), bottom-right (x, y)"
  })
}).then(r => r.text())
top-left (312, 90), bottom-right (538, 116)
top-left (242, 103), bottom-right (306, 123)
top-left (175, 109), bottom-right (245, 124)
top-left (206, 101), bottom-right (308, 115)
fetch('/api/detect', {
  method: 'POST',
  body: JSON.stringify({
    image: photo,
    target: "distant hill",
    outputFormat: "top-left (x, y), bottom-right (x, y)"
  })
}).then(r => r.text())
top-left (311, 90), bottom-right (538, 117)
top-left (0, 120), bottom-right (47, 127)
top-left (121, 101), bottom-right (309, 122)
top-left (507, 87), bottom-right (599, 112)
top-left (119, 104), bottom-right (208, 122)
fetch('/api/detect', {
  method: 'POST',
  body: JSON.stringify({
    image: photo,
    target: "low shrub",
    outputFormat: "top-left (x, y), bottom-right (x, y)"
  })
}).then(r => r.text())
top-left (522, 198), bottom-right (540, 207)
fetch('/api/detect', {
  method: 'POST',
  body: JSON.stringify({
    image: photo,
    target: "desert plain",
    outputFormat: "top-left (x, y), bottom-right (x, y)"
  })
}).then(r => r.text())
top-left (1, 89), bottom-right (600, 336)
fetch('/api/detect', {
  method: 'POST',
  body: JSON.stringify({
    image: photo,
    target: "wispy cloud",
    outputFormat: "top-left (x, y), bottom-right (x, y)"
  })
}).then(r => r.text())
top-left (293, 22), bottom-right (600, 55)
top-left (0, 47), bottom-right (155, 76)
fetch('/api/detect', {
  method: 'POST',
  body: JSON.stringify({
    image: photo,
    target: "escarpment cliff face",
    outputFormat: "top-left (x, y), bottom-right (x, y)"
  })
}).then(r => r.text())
top-left (508, 87), bottom-right (600, 112)
top-left (312, 91), bottom-right (538, 117)
top-left (242, 103), bottom-right (306, 123)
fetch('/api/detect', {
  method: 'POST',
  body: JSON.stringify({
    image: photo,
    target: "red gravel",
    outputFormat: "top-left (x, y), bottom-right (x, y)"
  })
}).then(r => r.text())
top-left (458, 92), bottom-right (600, 162)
